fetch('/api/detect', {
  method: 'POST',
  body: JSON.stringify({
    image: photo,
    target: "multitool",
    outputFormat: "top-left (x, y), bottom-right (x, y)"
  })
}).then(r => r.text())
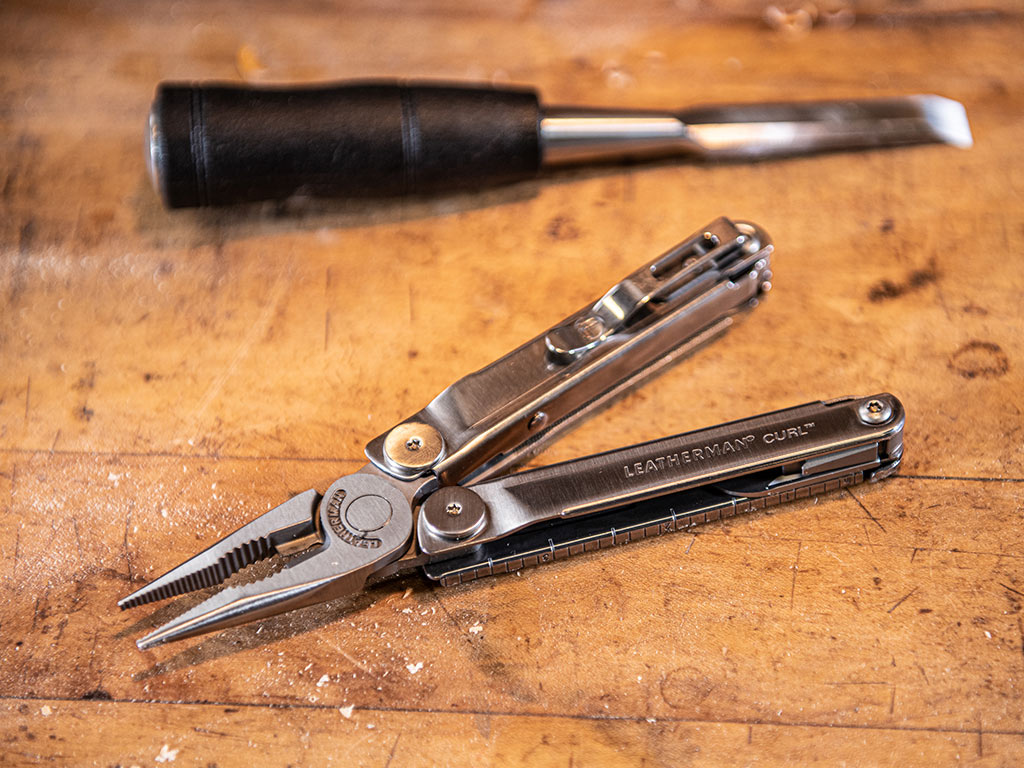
top-left (120, 218), bottom-right (904, 648)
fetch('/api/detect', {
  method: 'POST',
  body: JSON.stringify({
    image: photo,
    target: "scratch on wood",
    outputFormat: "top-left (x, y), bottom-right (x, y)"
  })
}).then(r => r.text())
top-left (384, 732), bottom-right (401, 768)
top-left (888, 587), bottom-right (919, 614)
top-left (185, 265), bottom-right (291, 445)
top-left (861, 522), bottom-right (876, 555)
top-left (889, 686), bottom-right (896, 715)
top-left (916, 663), bottom-right (930, 684)
top-left (934, 282), bottom-right (953, 322)
top-left (863, 8), bottom-right (1009, 27)
top-left (910, 547), bottom-right (918, 563)
top-left (1018, 617), bottom-right (1024, 666)
top-left (10, 462), bottom-right (20, 576)
top-left (977, 719), bottom-right (983, 758)
top-left (8, 462), bottom-right (16, 520)
top-left (747, 725), bottom-right (752, 744)
top-left (895, 473), bottom-right (1024, 484)
top-left (192, 726), bottom-right (232, 738)
top-left (123, 506), bottom-right (135, 584)
top-left (50, 429), bottom-right (61, 453)
top-left (684, 535), bottom-right (696, 555)
top-left (24, 376), bottom-right (30, 422)
top-left (324, 267), bottom-right (332, 352)
top-left (321, 639), bottom-right (373, 674)
top-left (1000, 582), bottom-right (1024, 598)
top-left (72, 518), bottom-right (84, 561)
top-left (789, 541), bottom-right (801, 610)
top-left (432, 590), bottom-right (463, 634)
top-left (847, 488), bottom-right (886, 532)
top-left (339, 648), bottom-right (372, 674)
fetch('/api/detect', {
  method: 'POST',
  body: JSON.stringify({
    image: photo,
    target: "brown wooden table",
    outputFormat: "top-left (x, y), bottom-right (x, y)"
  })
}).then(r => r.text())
top-left (2, 1), bottom-right (1022, 765)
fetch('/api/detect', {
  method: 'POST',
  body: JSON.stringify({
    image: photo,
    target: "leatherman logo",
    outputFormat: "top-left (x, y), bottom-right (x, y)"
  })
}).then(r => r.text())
top-left (623, 435), bottom-right (756, 478)
top-left (325, 489), bottom-right (382, 549)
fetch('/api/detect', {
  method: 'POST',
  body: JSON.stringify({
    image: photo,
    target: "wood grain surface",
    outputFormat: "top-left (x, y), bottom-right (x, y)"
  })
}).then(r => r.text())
top-left (2, 1), bottom-right (1022, 766)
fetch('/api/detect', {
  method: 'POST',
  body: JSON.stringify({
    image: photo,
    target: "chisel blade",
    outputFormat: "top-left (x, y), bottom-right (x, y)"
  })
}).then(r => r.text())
top-left (679, 94), bottom-right (973, 159)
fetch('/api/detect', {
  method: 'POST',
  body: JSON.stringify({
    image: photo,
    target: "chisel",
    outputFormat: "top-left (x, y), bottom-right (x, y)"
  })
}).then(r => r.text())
top-left (145, 80), bottom-right (972, 208)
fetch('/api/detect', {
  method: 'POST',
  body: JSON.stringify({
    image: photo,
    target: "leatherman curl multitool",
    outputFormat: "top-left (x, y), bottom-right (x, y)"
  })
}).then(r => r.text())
top-left (120, 218), bottom-right (905, 649)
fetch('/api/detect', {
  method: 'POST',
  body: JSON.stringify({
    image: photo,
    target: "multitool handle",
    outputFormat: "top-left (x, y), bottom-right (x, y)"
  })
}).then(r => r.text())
top-left (364, 218), bottom-right (774, 488)
top-left (417, 394), bottom-right (905, 560)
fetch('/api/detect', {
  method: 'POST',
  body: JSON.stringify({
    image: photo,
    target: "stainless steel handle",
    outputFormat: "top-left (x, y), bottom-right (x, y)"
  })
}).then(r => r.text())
top-left (416, 394), bottom-right (904, 559)
top-left (364, 217), bottom-right (773, 487)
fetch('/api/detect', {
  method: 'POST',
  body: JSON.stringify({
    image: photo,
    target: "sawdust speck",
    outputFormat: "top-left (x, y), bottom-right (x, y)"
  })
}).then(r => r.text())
top-left (155, 744), bottom-right (179, 762)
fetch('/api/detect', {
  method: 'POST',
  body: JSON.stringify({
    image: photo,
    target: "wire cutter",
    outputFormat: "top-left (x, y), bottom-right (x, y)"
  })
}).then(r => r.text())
top-left (120, 217), bottom-right (904, 649)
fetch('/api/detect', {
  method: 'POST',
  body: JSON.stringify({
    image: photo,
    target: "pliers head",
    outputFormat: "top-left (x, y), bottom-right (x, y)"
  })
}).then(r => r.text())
top-left (120, 469), bottom-right (416, 649)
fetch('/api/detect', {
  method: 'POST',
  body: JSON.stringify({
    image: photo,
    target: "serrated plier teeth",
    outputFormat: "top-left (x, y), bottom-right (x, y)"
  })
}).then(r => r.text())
top-left (118, 489), bottom-right (322, 611)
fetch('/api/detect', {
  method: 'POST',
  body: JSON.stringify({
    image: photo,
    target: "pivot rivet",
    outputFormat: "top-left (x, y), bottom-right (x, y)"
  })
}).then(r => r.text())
top-left (423, 487), bottom-right (487, 540)
top-left (384, 422), bottom-right (444, 470)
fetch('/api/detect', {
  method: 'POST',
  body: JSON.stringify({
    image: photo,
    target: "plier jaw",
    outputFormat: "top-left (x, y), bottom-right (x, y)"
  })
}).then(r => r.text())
top-left (122, 470), bottom-right (419, 649)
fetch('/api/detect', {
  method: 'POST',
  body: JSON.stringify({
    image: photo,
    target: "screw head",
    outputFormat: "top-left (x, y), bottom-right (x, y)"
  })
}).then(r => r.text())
top-left (527, 411), bottom-right (548, 431)
top-left (422, 487), bottom-right (487, 540)
top-left (384, 422), bottom-right (444, 470)
top-left (857, 398), bottom-right (893, 425)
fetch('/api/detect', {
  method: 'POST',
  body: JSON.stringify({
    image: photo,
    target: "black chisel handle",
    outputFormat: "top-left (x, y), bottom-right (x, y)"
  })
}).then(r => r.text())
top-left (148, 81), bottom-right (542, 208)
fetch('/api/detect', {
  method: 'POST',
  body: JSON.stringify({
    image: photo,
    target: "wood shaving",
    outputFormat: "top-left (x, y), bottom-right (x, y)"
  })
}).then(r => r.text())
top-left (155, 744), bottom-right (179, 763)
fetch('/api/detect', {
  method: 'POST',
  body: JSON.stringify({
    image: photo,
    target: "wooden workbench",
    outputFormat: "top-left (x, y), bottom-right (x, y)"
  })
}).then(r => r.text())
top-left (2, 1), bottom-right (1022, 765)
